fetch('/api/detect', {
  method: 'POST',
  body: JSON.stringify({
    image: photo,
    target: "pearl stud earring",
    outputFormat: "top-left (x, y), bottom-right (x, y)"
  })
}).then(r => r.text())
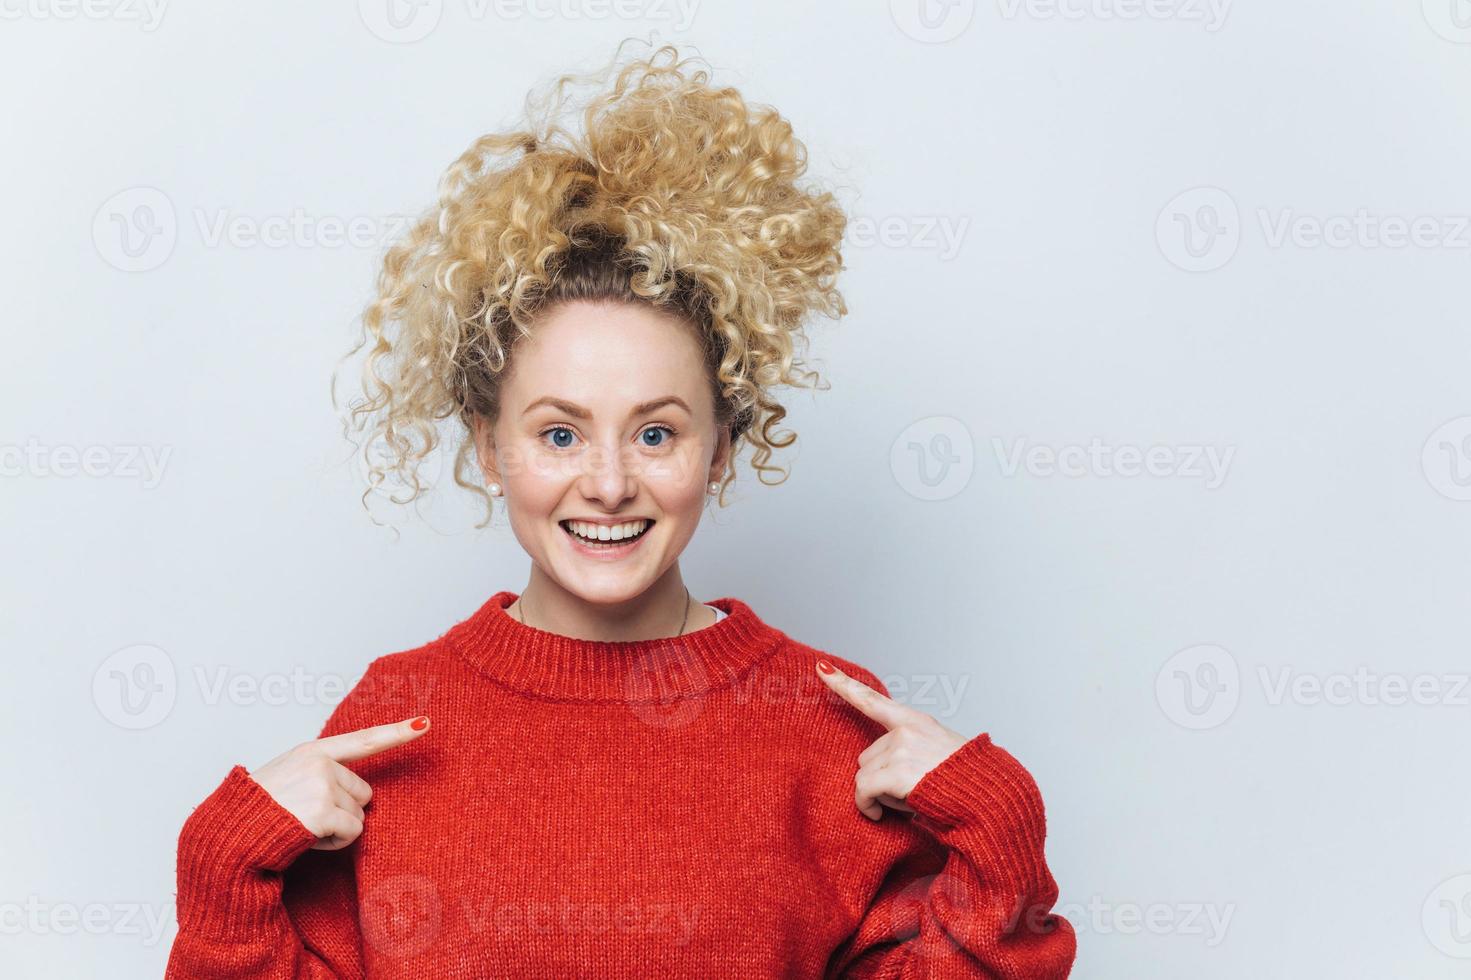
top-left (708, 482), bottom-right (719, 494)
top-left (489, 482), bottom-right (502, 496)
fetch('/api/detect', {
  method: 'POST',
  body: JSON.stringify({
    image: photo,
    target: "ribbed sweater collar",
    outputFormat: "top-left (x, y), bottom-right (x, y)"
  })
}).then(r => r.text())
top-left (440, 590), bottom-right (786, 703)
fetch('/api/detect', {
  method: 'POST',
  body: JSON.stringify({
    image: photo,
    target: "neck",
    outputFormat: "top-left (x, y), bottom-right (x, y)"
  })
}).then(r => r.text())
top-left (440, 590), bottom-right (779, 702)
top-left (509, 563), bottom-right (709, 641)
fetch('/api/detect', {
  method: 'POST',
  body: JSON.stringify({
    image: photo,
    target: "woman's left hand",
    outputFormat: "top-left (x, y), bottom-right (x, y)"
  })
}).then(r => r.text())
top-left (816, 658), bottom-right (970, 821)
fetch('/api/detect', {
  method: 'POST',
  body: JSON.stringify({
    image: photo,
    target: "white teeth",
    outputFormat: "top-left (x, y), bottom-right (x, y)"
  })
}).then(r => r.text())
top-left (566, 519), bottom-right (649, 543)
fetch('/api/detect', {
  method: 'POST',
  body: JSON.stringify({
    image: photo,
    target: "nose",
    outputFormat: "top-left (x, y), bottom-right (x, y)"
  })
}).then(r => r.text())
top-left (575, 439), bottom-right (638, 509)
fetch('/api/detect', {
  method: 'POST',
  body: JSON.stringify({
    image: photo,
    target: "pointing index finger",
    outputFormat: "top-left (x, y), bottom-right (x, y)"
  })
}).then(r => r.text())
top-left (815, 660), bottom-right (913, 730)
top-left (315, 716), bottom-right (430, 763)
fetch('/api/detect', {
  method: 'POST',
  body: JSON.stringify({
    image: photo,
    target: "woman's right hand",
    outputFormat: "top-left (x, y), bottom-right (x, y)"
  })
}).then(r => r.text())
top-left (246, 716), bottom-right (430, 850)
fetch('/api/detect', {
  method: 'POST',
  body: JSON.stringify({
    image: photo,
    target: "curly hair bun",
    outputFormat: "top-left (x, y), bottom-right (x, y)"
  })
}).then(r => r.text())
top-left (336, 39), bottom-right (850, 528)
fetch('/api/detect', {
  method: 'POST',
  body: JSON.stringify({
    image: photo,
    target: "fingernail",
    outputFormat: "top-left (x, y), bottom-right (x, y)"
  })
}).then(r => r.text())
top-left (816, 659), bottom-right (835, 674)
top-left (410, 716), bottom-right (430, 731)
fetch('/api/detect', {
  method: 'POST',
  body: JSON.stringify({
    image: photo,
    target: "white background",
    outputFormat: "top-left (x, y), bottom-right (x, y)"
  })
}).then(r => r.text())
top-left (3, 1), bottom-right (1469, 976)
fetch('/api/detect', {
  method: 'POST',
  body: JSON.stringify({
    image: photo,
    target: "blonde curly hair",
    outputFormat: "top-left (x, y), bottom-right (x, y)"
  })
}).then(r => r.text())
top-left (333, 39), bottom-right (849, 528)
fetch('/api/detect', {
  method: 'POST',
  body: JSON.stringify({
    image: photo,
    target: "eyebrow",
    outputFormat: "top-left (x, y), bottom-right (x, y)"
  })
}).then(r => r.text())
top-left (521, 395), bottom-right (692, 420)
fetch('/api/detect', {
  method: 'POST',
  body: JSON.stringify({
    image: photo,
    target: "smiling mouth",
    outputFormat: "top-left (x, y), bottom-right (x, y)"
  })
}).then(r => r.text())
top-left (558, 518), bottom-right (655, 550)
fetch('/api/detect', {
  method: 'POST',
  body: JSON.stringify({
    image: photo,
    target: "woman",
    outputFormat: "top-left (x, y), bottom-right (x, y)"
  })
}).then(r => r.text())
top-left (166, 42), bottom-right (1076, 979)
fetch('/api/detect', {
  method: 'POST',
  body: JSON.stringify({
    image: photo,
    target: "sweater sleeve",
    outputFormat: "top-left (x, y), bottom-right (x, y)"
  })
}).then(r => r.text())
top-left (164, 662), bottom-right (388, 979)
top-left (829, 681), bottom-right (1076, 979)
top-left (164, 765), bottom-right (364, 979)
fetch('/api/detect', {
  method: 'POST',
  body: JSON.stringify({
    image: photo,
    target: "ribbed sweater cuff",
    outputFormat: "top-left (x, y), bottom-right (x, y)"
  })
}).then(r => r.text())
top-left (175, 765), bottom-right (320, 940)
top-left (904, 734), bottom-right (1051, 889)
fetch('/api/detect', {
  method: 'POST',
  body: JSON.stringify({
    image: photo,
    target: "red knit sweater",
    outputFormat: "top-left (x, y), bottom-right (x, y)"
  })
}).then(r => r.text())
top-left (166, 591), bottom-right (1076, 978)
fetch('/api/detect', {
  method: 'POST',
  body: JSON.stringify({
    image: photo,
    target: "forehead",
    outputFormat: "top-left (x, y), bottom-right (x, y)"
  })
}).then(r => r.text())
top-left (505, 300), bottom-right (709, 409)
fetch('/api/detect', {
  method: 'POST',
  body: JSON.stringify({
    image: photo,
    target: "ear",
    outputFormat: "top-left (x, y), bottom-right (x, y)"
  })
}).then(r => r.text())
top-left (708, 422), bottom-right (733, 485)
top-left (469, 413), bottom-right (499, 486)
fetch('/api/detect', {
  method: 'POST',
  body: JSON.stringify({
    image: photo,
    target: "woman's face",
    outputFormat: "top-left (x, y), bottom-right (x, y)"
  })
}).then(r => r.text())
top-left (473, 299), bottom-right (730, 605)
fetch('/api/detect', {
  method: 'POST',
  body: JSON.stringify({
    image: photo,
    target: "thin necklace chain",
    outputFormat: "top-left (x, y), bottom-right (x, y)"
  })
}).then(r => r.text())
top-left (515, 585), bottom-right (693, 636)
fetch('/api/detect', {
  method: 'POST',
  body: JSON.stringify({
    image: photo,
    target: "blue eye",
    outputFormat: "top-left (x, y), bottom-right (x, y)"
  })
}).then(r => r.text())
top-left (539, 424), bottom-right (675, 449)
top-left (544, 427), bottom-right (576, 449)
top-left (641, 425), bottom-right (674, 447)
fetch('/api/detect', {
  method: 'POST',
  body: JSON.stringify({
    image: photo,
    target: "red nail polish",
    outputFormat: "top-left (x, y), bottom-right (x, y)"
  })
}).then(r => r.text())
top-left (816, 659), bottom-right (835, 674)
top-left (410, 716), bottom-right (429, 731)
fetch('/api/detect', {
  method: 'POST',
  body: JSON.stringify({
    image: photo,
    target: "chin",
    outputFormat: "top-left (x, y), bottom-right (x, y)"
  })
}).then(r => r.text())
top-left (565, 579), bottom-right (656, 607)
top-left (549, 560), bottom-right (660, 604)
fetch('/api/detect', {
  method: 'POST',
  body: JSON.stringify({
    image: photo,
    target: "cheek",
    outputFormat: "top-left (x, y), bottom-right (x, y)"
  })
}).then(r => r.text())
top-left (641, 442), bottom-right (710, 490)
top-left (647, 474), bottom-right (711, 532)
top-left (499, 468), bottom-right (565, 534)
top-left (500, 441), bottom-right (572, 497)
